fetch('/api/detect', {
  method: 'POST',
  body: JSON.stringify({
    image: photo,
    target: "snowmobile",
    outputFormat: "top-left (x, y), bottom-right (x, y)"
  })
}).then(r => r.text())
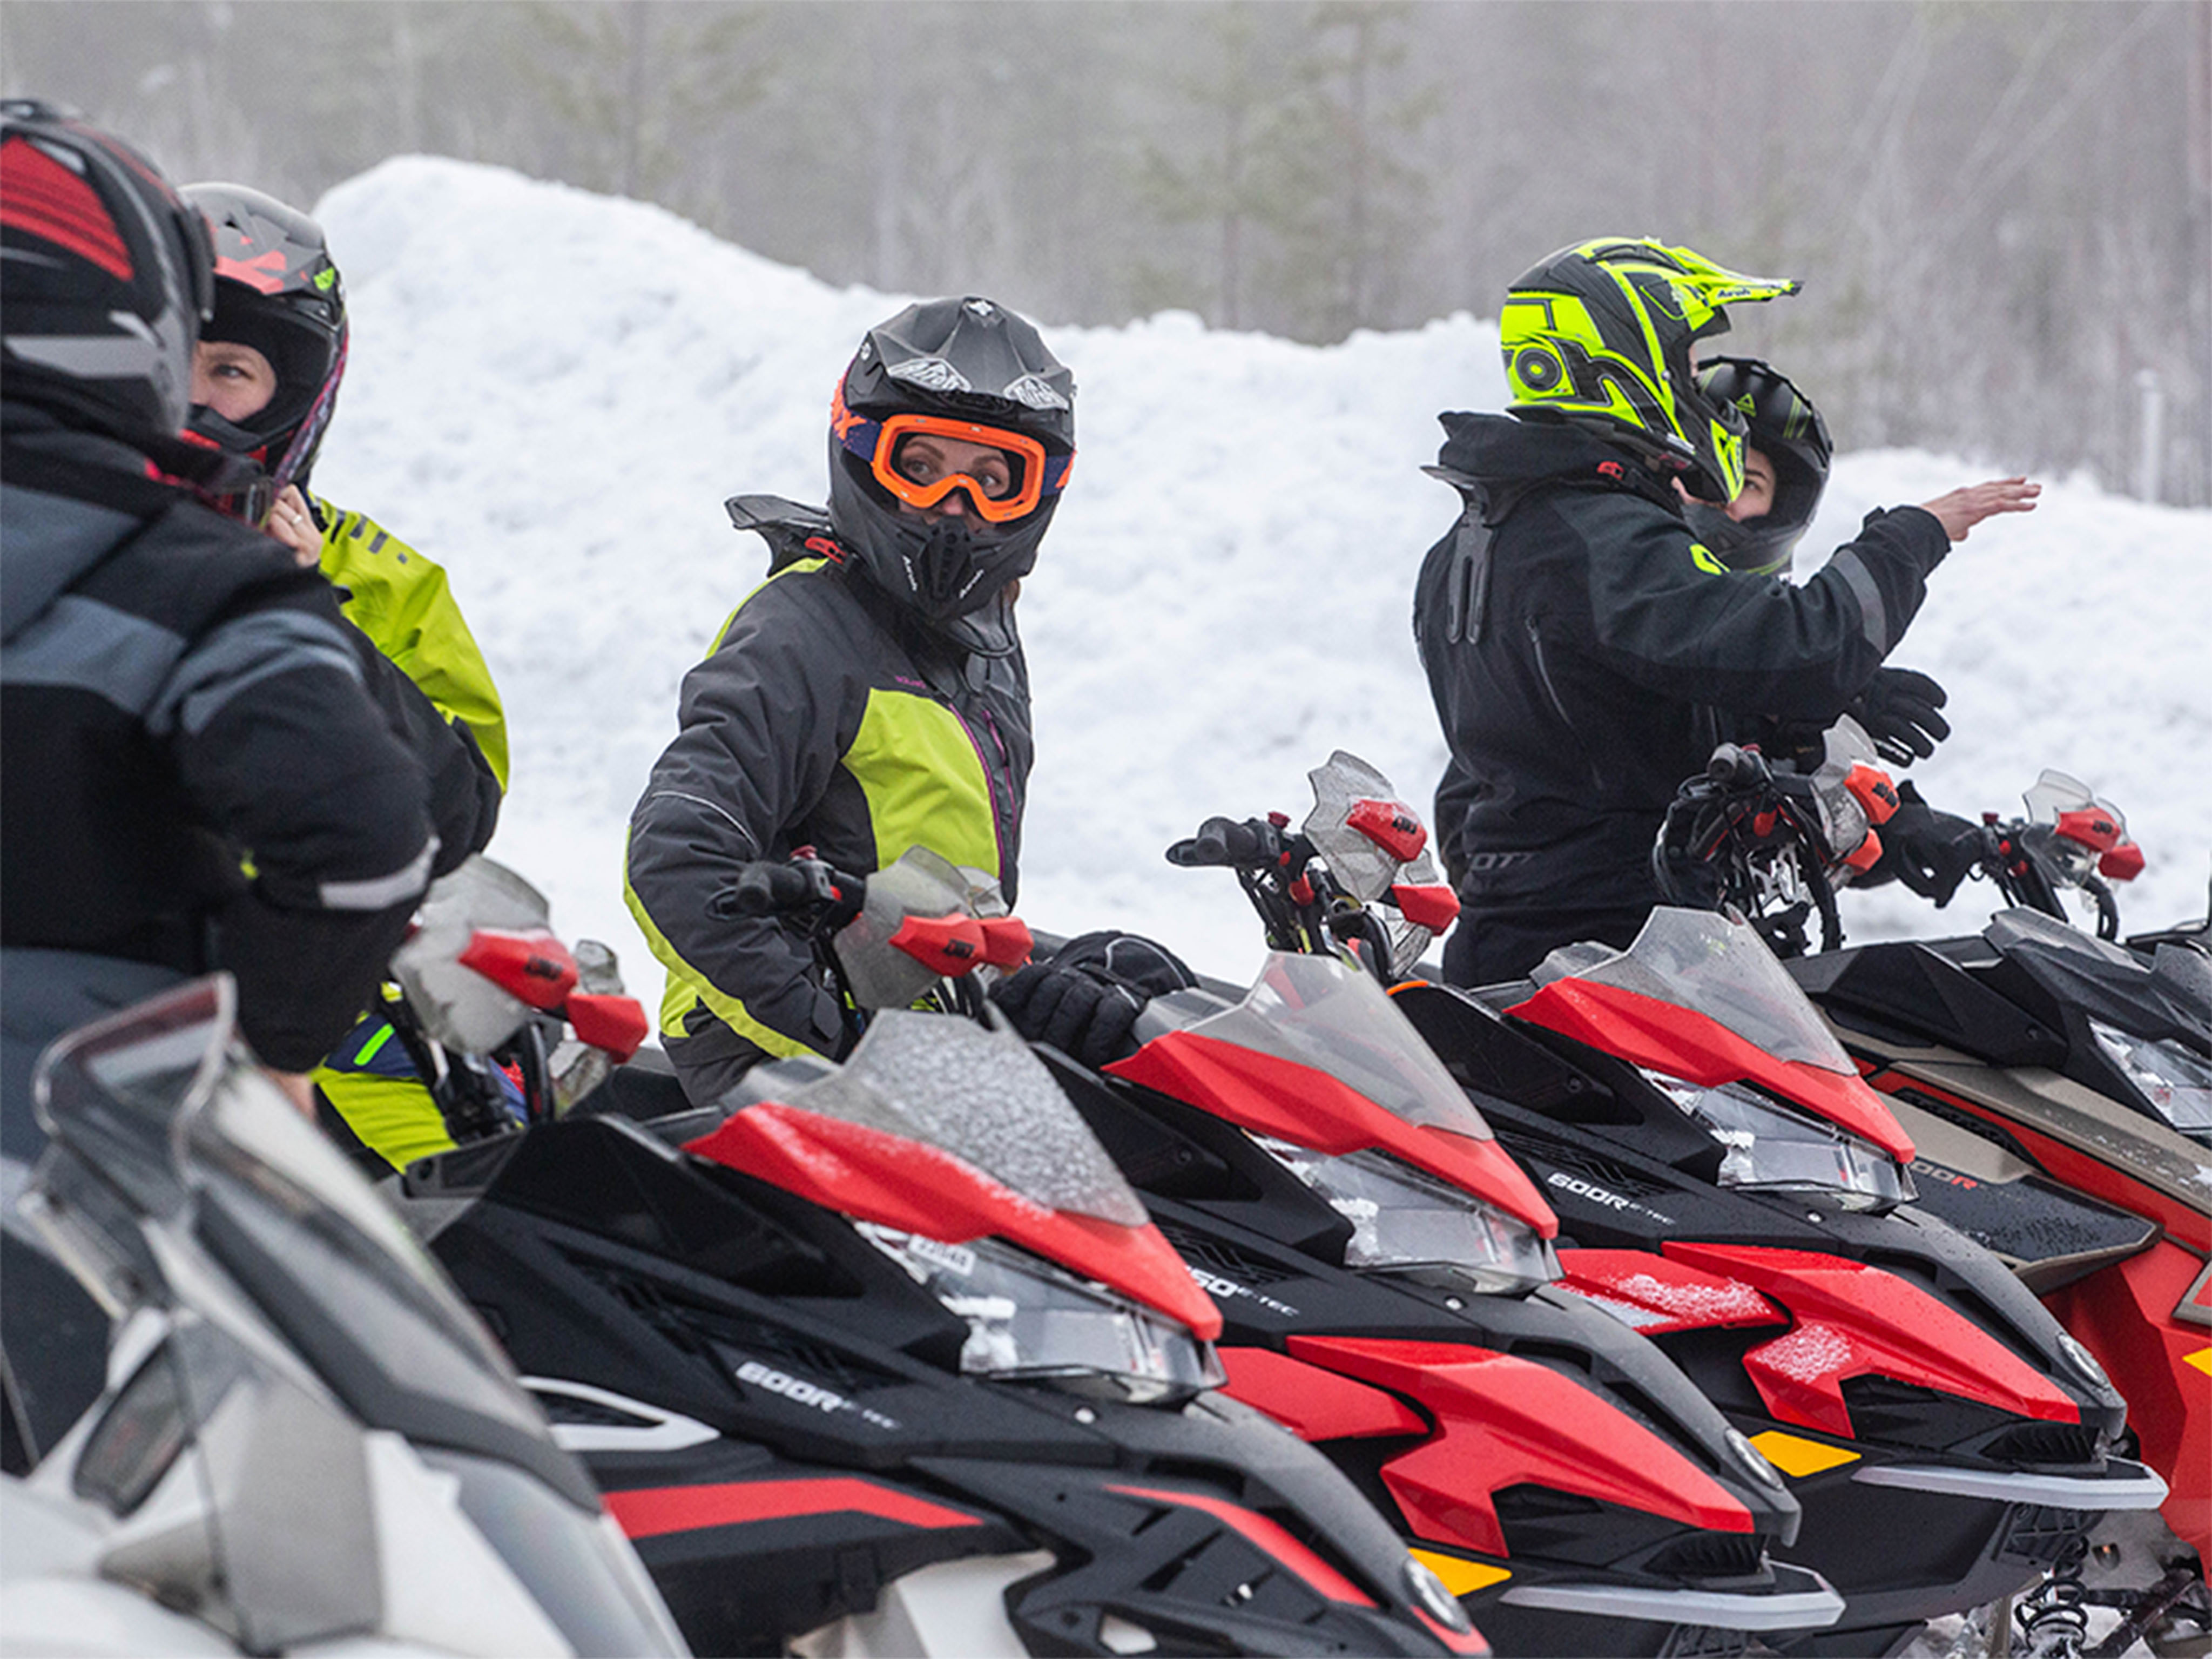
top-left (0, 973), bottom-right (689, 1656)
top-left (710, 844), bottom-right (1848, 1654)
top-left (377, 853), bottom-right (1482, 1657)
top-left (1166, 753), bottom-right (2170, 1656)
top-left (1655, 743), bottom-right (2212, 1651)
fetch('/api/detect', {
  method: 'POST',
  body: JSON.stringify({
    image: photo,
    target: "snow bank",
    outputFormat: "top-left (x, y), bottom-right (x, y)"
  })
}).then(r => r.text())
top-left (312, 158), bottom-right (2211, 987)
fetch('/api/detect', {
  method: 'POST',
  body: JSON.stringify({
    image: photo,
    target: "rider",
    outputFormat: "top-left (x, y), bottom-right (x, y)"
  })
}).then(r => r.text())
top-left (1414, 238), bottom-right (2040, 986)
top-left (2, 100), bottom-right (437, 1463)
top-left (625, 296), bottom-right (1070, 1106)
top-left (181, 181), bottom-right (509, 1171)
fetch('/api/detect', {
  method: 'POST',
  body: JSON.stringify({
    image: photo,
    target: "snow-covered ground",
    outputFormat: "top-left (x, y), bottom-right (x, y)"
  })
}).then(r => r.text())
top-left (313, 157), bottom-right (2212, 993)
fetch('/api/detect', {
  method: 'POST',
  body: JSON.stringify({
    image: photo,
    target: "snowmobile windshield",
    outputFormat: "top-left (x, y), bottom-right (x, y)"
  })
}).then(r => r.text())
top-left (29, 977), bottom-right (688, 1657)
top-left (1531, 907), bottom-right (1858, 1076)
top-left (779, 1009), bottom-right (1150, 1225)
top-left (33, 976), bottom-right (594, 1500)
top-left (1152, 952), bottom-right (1499, 1142)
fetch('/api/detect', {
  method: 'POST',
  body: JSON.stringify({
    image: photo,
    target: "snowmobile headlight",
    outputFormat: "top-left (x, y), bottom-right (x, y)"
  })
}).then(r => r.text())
top-left (1253, 1138), bottom-right (1559, 1294)
top-left (2088, 1021), bottom-right (2212, 1147)
top-left (1641, 1071), bottom-right (1911, 1211)
top-left (854, 1224), bottom-right (1225, 1405)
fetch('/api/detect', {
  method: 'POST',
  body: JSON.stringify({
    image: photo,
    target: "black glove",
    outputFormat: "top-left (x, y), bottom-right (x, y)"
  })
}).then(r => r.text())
top-left (1848, 667), bottom-right (1951, 765)
top-left (1870, 779), bottom-right (1983, 905)
top-left (990, 930), bottom-right (1196, 1069)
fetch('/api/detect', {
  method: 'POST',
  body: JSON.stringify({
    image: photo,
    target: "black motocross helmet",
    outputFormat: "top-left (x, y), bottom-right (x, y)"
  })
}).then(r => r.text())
top-left (1, 99), bottom-right (212, 453)
top-left (183, 183), bottom-right (348, 502)
top-left (1682, 356), bottom-right (1833, 576)
top-left (826, 295), bottom-right (1075, 657)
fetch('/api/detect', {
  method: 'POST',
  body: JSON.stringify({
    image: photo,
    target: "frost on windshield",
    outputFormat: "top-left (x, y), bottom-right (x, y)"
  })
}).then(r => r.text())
top-left (785, 1011), bottom-right (1147, 1226)
top-left (1182, 953), bottom-right (1496, 1141)
top-left (1530, 907), bottom-right (1856, 1075)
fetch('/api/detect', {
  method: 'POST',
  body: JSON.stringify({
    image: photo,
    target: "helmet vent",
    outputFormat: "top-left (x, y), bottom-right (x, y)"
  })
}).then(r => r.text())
top-left (885, 354), bottom-right (971, 394)
top-left (1001, 373), bottom-right (1070, 412)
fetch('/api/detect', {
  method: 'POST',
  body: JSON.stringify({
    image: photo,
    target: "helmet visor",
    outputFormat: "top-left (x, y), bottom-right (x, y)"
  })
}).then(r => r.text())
top-left (840, 409), bottom-right (1070, 524)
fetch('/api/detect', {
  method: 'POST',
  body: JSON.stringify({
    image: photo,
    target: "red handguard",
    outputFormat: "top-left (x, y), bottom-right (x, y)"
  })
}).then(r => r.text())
top-left (2099, 840), bottom-right (2146, 882)
top-left (1390, 882), bottom-right (1461, 933)
top-left (975, 915), bottom-right (1035, 969)
top-left (458, 929), bottom-right (579, 1010)
top-left (889, 913), bottom-right (988, 976)
top-left (1347, 798), bottom-right (1428, 863)
top-left (567, 993), bottom-right (649, 1061)
top-left (2055, 806), bottom-right (2125, 853)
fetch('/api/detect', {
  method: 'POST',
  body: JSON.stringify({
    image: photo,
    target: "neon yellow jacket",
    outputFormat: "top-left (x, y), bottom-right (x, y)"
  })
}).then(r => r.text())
top-left (308, 497), bottom-right (509, 1171)
top-left (313, 498), bottom-right (510, 791)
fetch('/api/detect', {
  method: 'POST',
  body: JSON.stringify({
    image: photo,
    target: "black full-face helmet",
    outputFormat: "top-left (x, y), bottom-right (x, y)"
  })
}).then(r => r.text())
top-left (182, 183), bottom-right (348, 502)
top-left (1682, 356), bottom-right (1834, 576)
top-left (1, 99), bottom-right (212, 451)
top-left (826, 295), bottom-right (1075, 657)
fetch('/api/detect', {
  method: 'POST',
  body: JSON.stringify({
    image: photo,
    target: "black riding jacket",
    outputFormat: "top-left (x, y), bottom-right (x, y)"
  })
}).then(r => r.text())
top-left (1414, 412), bottom-right (1950, 921)
top-left (626, 521), bottom-right (1032, 1105)
top-left (2, 404), bottom-right (440, 1071)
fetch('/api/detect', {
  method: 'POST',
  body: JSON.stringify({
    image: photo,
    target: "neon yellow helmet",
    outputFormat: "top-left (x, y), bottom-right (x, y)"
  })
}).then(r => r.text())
top-left (1500, 238), bottom-right (1799, 503)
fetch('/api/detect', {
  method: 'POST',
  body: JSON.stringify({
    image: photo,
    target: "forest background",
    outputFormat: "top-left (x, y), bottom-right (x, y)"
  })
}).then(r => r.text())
top-left (6, 0), bottom-right (2208, 505)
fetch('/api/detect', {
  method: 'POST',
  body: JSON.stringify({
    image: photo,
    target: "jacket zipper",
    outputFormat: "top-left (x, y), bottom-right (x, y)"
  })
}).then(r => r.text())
top-left (1526, 616), bottom-right (1606, 792)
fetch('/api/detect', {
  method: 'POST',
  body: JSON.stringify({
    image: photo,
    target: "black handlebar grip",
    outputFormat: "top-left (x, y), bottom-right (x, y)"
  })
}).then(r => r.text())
top-left (1167, 815), bottom-right (1267, 867)
top-left (714, 861), bottom-right (817, 919)
top-left (1707, 744), bottom-right (1770, 789)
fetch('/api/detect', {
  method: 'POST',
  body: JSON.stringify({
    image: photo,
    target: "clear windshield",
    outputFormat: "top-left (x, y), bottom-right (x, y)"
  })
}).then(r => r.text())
top-left (1985, 905), bottom-right (2143, 972)
top-left (1530, 907), bottom-right (1858, 1075)
top-left (1162, 953), bottom-right (1498, 1141)
top-left (779, 1010), bottom-right (1150, 1225)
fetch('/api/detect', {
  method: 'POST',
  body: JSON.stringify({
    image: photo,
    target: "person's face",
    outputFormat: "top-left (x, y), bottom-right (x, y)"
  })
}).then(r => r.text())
top-left (890, 431), bottom-right (1018, 523)
top-left (1725, 446), bottom-right (1778, 523)
top-left (191, 339), bottom-right (279, 424)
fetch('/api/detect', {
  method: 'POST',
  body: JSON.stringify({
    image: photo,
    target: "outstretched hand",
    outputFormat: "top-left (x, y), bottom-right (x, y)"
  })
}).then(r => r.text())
top-left (1918, 476), bottom-right (2040, 543)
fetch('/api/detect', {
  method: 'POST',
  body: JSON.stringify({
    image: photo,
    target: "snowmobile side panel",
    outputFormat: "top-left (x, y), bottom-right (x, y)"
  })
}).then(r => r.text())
top-left (1217, 1345), bottom-right (1429, 1439)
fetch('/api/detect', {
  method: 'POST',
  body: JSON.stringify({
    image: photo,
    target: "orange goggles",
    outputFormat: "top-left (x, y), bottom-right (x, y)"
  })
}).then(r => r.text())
top-left (837, 405), bottom-right (1072, 524)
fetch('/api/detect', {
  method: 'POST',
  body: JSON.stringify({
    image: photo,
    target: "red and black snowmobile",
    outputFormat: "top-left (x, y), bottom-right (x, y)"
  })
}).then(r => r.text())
top-left (1170, 754), bottom-right (2170, 1656)
top-left (1657, 744), bottom-right (2211, 1650)
top-left (380, 853), bottom-right (1483, 1657)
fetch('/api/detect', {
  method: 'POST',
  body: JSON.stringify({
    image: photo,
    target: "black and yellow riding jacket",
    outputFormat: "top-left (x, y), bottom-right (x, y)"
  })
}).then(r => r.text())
top-left (1415, 410), bottom-right (1950, 926)
top-left (626, 534), bottom-right (1031, 1105)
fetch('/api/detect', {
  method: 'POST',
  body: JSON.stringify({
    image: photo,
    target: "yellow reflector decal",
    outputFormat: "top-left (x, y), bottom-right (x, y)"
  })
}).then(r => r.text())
top-left (2184, 1348), bottom-right (2212, 1378)
top-left (1749, 1430), bottom-right (1863, 1478)
top-left (1409, 1548), bottom-right (1512, 1596)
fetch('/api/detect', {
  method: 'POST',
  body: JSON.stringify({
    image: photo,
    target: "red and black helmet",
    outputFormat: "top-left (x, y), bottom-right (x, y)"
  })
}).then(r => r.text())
top-left (183, 183), bottom-right (348, 494)
top-left (1, 98), bottom-right (212, 447)
top-left (826, 296), bottom-right (1075, 657)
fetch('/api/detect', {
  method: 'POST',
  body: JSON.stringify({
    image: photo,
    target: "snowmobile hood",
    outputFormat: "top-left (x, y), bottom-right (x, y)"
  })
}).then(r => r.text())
top-left (686, 1010), bottom-right (1222, 1337)
top-left (1987, 907), bottom-right (2212, 1051)
top-left (1110, 953), bottom-right (1558, 1236)
top-left (1431, 409), bottom-right (1686, 527)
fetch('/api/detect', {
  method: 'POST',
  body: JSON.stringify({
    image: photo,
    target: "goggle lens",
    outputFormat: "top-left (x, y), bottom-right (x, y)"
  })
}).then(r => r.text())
top-left (838, 407), bottom-right (1070, 524)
